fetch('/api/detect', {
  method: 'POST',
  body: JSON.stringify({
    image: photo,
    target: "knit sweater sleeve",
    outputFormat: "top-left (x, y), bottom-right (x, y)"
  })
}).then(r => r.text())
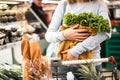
top-left (45, 0), bottom-right (66, 43)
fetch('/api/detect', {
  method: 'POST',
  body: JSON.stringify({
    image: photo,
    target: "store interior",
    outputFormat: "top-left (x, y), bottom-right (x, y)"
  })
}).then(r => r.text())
top-left (0, 0), bottom-right (120, 80)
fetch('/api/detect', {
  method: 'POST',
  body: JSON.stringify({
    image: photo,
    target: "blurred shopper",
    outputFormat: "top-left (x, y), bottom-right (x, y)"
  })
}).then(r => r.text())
top-left (31, 0), bottom-right (48, 27)
top-left (25, 0), bottom-right (50, 39)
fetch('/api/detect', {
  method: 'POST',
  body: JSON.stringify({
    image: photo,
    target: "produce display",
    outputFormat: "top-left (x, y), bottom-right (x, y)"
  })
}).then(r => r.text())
top-left (0, 4), bottom-right (27, 46)
top-left (0, 4), bottom-right (25, 23)
top-left (57, 12), bottom-right (111, 61)
top-left (0, 10), bottom-right (16, 23)
top-left (0, 4), bottom-right (9, 10)
top-left (0, 63), bottom-right (22, 80)
top-left (0, 22), bottom-right (26, 46)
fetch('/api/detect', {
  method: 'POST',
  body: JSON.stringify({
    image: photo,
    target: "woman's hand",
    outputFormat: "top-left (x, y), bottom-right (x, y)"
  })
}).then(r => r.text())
top-left (62, 49), bottom-right (78, 60)
top-left (62, 24), bottom-right (90, 42)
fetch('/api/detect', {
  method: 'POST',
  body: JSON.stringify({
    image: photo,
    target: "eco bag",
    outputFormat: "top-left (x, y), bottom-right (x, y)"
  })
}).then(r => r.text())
top-left (56, 24), bottom-right (95, 61)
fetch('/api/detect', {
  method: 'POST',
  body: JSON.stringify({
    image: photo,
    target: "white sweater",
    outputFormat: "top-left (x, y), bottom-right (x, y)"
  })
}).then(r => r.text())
top-left (45, 0), bottom-right (111, 64)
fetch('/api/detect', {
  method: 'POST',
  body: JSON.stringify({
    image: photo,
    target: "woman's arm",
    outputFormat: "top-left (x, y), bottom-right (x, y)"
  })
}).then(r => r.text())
top-left (69, 2), bottom-right (112, 58)
top-left (45, 1), bottom-right (66, 43)
top-left (45, 0), bottom-right (91, 43)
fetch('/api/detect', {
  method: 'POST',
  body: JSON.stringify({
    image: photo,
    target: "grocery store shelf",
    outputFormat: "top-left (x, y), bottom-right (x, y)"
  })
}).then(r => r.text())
top-left (0, 20), bottom-right (26, 26)
top-left (0, 41), bottom-right (21, 50)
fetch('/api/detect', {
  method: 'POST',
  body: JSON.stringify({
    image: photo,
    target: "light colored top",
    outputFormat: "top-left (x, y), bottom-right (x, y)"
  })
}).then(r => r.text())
top-left (45, 0), bottom-right (111, 64)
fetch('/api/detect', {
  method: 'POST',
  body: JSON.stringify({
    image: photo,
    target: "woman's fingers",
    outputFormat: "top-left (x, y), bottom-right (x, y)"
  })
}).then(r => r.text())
top-left (76, 28), bottom-right (88, 33)
top-left (61, 49), bottom-right (68, 54)
top-left (74, 32), bottom-right (90, 41)
top-left (61, 50), bottom-right (78, 60)
top-left (62, 27), bottom-right (90, 41)
top-left (67, 53), bottom-right (78, 60)
top-left (77, 32), bottom-right (90, 36)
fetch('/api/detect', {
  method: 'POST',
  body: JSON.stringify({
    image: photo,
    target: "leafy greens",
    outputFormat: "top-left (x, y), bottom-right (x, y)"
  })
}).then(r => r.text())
top-left (63, 12), bottom-right (110, 33)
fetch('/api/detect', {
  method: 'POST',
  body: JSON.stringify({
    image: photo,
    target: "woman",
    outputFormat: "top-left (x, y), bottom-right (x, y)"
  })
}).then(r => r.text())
top-left (45, 0), bottom-right (111, 79)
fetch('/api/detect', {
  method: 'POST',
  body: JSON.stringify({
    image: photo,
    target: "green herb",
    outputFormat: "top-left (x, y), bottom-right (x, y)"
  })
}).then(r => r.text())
top-left (63, 12), bottom-right (78, 26)
top-left (63, 12), bottom-right (110, 33)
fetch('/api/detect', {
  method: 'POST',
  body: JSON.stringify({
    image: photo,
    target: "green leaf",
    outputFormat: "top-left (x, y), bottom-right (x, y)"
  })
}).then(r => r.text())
top-left (63, 12), bottom-right (110, 33)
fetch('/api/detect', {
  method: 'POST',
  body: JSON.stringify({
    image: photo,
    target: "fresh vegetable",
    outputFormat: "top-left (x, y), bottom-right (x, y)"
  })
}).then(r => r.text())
top-left (63, 12), bottom-right (78, 26)
top-left (0, 73), bottom-right (9, 80)
top-left (77, 63), bottom-right (105, 80)
top-left (0, 64), bottom-right (22, 80)
top-left (63, 12), bottom-right (110, 33)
